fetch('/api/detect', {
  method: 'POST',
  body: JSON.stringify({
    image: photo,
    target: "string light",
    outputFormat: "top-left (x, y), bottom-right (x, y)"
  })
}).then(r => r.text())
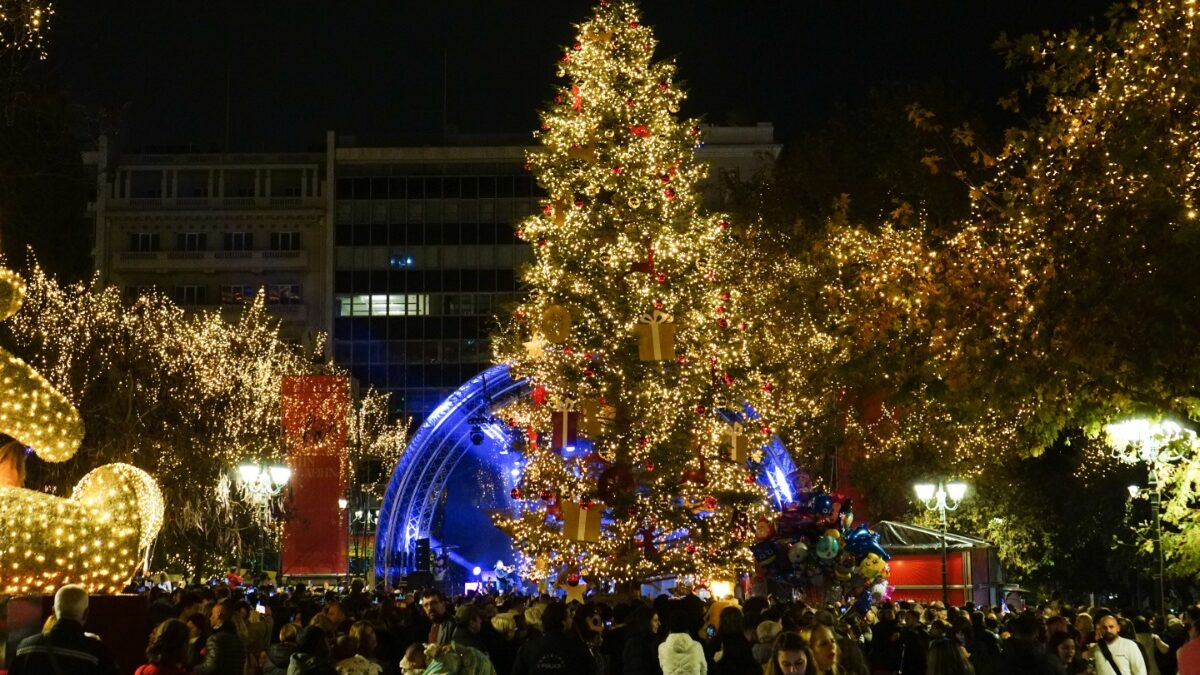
top-left (0, 0), bottom-right (52, 58)
top-left (1, 264), bottom-right (407, 579)
top-left (0, 268), bottom-right (164, 595)
top-left (491, 0), bottom-right (780, 583)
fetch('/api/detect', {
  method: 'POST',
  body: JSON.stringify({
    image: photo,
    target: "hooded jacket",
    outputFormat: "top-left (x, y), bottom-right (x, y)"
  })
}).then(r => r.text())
top-left (658, 633), bottom-right (707, 675)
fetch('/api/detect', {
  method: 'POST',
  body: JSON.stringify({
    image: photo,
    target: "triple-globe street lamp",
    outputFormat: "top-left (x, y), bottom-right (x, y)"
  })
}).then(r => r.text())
top-left (238, 462), bottom-right (292, 576)
top-left (1105, 418), bottom-right (1196, 622)
top-left (913, 480), bottom-right (968, 606)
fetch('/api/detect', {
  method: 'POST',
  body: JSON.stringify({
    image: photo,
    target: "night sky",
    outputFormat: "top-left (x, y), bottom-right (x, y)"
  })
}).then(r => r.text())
top-left (52, 1), bottom-right (1117, 152)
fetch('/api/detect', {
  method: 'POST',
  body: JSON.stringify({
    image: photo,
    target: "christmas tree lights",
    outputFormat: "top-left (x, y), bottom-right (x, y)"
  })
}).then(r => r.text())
top-left (492, 0), bottom-right (778, 584)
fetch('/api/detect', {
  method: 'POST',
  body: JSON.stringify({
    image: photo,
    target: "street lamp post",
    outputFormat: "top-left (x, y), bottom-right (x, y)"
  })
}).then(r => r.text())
top-left (338, 497), bottom-right (350, 583)
top-left (1105, 418), bottom-right (1195, 622)
top-left (238, 462), bottom-right (292, 577)
top-left (914, 480), bottom-right (968, 606)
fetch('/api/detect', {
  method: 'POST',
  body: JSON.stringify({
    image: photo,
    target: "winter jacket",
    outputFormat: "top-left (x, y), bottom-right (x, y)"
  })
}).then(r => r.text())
top-left (9, 619), bottom-right (121, 675)
top-left (658, 633), bottom-right (707, 675)
top-left (194, 623), bottom-right (246, 675)
top-left (264, 642), bottom-right (298, 675)
top-left (512, 630), bottom-right (596, 675)
top-left (287, 652), bottom-right (338, 675)
top-left (710, 635), bottom-right (758, 675)
top-left (623, 632), bottom-right (663, 675)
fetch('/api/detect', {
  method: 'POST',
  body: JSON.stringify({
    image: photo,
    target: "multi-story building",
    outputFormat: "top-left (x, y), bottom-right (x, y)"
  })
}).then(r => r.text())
top-left (329, 124), bottom-right (781, 422)
top-left (86, 137), bottom-right (332, 346)
top-left (87, 124), bottom-right (781, 422)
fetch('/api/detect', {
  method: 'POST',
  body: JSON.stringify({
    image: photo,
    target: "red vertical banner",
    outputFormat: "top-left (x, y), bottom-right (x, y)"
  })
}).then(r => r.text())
top-left (281, 375), bottom-right (349, 576)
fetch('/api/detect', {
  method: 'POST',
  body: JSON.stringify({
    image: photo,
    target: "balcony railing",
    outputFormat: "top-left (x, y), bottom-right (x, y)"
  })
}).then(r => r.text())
top-left (114, 249), bottom-right (309, 270)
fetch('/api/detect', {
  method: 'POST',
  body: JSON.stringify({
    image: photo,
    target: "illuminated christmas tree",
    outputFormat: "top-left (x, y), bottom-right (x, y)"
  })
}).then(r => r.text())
top-left (493, 0), bottom-right (777, 585)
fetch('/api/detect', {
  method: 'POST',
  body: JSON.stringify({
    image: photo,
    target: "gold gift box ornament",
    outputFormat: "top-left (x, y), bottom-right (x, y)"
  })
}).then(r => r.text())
top-left (0, 268), bottom-right (164, 595)
top-left (632, 309), bottom-right (676, 361)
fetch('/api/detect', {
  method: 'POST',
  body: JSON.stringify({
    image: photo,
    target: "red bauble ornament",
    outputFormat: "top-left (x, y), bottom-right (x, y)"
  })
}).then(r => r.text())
top-left (675, 354), bottom-right (687, 365)
top-left (542, 204), bottom-right (554, 215)
top-left (567, 572), bottom-right (581, 586)
top-left (561, 53), bottom-right (571, 63)
top-left (660, 174), bottom-right (671, 184)
top-left (717, 318), bottom-right (729, 328)
top-left (644, 460), bottom-right (655, 472)
top-left (630, 124), bottom-right (651, 138)
top-left (708, 547), bottom-right (717, 556)
top-left (626, 98), bottom-right (635, 107)
top-left (574, 198), bottom-right (585, 209)
top-left (532, 384), bottom-right (548, 406)
top-left (511, 487), bottom-right (523, 500)
top-left (537, 238), bottom-right (548, 248)
top-left (718, 219), bottom-right (729, 231)
top-left (762, 381), bottom-right (774, 392)
top-left (583, 368), bottom-right (594, 378)
top-left (629, 20), bottom-right (639, 28)
top-left (653, 300), bottom-right (664, 310)
top-left (654, 272), bottom-right (667, 284)
top-left (720, 292), bottom-right (730, 301)
top-left (612, 166), bottom-right (623, 175)
top-left (760, 424), bottom-right (772, 436)
top-left (659, 82), bottom-right (669, 91)
top-left (722, 372), bottom-right (735, 386)
top-left (744, 474), bottom-right (756, 485)
top-left (715, 305), bottom-right (725, 315)
top-left (693, 404), bottom-right (706, 415)
top-left (689, 126), bottom-right (701, 136)
top-left (573, 40), bottom-right (582, 50)
top-left (663, 188), bottom-right (676, 200)
top-left (704, 496), bottom-right (718, 510)
top-left (686, 543), bottom-right (697, 555)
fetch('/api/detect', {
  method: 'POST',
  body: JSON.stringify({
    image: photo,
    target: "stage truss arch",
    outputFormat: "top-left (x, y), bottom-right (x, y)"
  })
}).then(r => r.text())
top-left (374, 364), bottom-right (798, 586)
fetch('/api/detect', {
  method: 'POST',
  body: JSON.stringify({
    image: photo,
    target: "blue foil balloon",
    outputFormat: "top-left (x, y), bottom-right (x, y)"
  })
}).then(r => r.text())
top-left (844, 524), bottom-right (890, 561)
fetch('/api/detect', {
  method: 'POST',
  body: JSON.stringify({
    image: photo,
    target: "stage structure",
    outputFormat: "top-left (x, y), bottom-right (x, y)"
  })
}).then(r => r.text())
top-left (375, 364), bottom-right (799, 586)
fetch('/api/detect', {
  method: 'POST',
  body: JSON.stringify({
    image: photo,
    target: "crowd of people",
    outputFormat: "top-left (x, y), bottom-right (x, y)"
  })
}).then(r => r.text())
top-left (6, 579), bottom-right (1200, 675)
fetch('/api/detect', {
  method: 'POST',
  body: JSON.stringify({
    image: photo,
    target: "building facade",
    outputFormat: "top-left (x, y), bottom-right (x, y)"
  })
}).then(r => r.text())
top-left (328, 124), bottom-right (781, 421)
top-left (87, 124), bottom-right (781, 422)
top-left (86, 137), bottom-right (332, 346)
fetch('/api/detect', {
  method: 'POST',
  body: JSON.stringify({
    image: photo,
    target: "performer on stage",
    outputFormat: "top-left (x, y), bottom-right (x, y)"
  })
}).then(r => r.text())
top-left (494, 559), bottom-right (514, 594)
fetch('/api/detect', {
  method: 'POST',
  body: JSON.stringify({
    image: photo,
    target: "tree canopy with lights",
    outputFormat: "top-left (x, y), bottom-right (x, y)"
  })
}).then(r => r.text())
top-left (2, 264), bottom-right (407, 579)
top-left (492, 0), bottom-right (787, 584)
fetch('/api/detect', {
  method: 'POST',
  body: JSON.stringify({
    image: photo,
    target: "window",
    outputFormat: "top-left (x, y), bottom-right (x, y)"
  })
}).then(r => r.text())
top-left (125, 285), bottom-right (155, 300)
top-left (335, 294), bottom-right (430, 317)
top-left (270, 231), bottom-right (301, 251)
top-left (177, 232), bottom-right (207, 251)
top-left (129, 232), bottom-right (160, 252)
top-left (174, 285), bottom-right (206, 306)
top-left (220, 285), bottom-right (258, 304)
top-left (223, 232), bottom-right (253, 251)
top-left (267, 284), bottom-right (302, 304)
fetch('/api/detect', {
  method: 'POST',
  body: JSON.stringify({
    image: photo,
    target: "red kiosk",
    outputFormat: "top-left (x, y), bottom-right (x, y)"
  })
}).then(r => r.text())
top-left (875, 520), bottom-right (1004, 606)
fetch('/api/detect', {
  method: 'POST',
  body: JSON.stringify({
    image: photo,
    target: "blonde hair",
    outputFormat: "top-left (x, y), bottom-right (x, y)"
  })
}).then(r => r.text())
top-left (491, 612), bottom-right (517, 638)
top-left (757, 620), bottom-right (783, 643)
top-left (524, 603), bottom-right (546, 629)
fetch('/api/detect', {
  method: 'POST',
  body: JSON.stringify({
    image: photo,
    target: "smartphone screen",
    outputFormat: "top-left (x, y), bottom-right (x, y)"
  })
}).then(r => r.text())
top-left (256, 604), bottom-right (266, 614)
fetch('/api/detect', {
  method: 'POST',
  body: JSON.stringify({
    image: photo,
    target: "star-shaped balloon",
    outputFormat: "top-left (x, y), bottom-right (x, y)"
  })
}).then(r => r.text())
top-left (559, 579), bottom-right (588, 603)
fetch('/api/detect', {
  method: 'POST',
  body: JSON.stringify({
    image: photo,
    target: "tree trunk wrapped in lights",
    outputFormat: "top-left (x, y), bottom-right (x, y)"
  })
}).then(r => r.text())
top-left (492, 0), bottom-right (775, 584)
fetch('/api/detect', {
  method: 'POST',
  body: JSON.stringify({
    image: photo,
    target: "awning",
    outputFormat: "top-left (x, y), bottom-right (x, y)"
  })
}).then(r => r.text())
top-left (875, 520), bottom-right (991, 553)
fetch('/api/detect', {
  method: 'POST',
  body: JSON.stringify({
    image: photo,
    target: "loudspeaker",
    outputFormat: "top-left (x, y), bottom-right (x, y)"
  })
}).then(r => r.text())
top-left (414, 537), bottom-right (431, 572)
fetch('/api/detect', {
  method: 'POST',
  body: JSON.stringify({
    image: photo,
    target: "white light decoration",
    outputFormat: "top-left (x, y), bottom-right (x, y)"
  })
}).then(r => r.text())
top-left (0, 268), bottom-right (164, 594)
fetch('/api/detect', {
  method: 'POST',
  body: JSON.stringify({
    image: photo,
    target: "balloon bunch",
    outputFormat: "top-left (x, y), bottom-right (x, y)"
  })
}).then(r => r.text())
top-left (751, 488), bottom-right (892, 610)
